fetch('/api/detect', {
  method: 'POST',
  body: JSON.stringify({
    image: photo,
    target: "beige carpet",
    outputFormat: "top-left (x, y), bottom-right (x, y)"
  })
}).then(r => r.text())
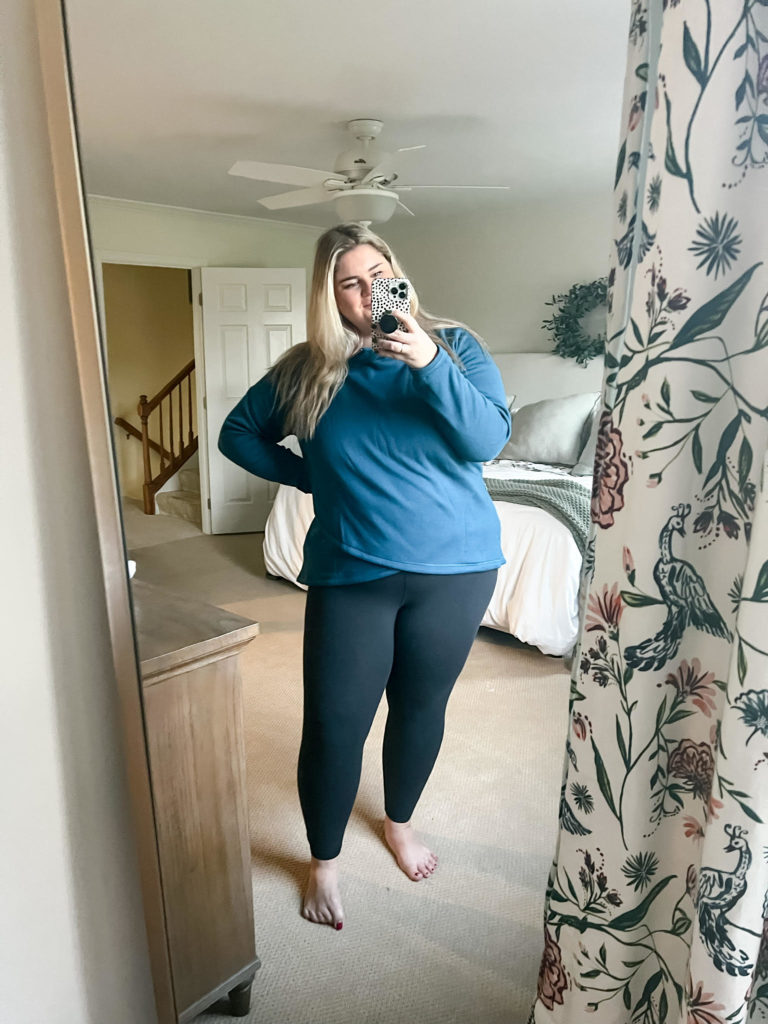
top-left (125, 505), bottom-right (570, 1024)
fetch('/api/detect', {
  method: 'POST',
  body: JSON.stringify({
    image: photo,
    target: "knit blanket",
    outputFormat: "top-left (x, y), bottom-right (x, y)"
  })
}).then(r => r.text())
top-left (484, 476), bottom-right (591, 555)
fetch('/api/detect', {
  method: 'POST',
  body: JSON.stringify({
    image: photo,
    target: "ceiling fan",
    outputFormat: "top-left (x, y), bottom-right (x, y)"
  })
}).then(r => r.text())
top-left (228, 119), bottom-right (510, 224)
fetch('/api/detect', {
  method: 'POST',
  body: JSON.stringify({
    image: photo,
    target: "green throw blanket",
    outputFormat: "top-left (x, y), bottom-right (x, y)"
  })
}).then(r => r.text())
top-left (484, 475), bottom-right (591, 555)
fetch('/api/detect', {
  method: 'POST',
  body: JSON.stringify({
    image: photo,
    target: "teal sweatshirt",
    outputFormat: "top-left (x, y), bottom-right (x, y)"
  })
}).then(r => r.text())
top-left (218, 328), bottom-right (511, 586)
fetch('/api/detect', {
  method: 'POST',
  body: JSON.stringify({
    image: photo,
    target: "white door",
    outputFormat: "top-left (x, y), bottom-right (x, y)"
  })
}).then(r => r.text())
top-left (200, 267), bottom-right (306, 534)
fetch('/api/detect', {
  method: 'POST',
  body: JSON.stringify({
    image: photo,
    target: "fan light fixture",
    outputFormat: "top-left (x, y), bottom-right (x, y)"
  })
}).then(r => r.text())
top-left (332, 188), bottom-right (398, 224)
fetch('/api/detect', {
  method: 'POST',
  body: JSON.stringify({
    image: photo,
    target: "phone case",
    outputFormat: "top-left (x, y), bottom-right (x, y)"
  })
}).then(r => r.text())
top-left (370, 277), bottom-right (411, 338)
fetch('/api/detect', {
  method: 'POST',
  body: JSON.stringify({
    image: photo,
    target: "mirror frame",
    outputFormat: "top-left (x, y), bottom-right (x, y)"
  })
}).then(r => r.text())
top-left (35, 1), bottom-right (174, 1019)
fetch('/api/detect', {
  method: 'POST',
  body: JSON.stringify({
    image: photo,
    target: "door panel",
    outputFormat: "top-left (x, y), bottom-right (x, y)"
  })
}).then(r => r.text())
top-left (201, 268), bottom-right (306, 534)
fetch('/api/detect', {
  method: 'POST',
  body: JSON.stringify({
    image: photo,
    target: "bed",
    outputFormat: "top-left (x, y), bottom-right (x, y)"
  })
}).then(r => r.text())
top-left (263, 352), bottom-right (604, 657)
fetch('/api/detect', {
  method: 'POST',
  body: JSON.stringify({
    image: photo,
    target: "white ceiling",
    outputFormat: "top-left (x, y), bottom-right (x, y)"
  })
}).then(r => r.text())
top-left (64, 0), bottom-right (630, 227)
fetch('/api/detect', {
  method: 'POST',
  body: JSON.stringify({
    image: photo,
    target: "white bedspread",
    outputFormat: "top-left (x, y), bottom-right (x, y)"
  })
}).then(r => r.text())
top-left (479, 462), bottom-right (590, 655)
top-left (263, 461), bottom-right (590, 657)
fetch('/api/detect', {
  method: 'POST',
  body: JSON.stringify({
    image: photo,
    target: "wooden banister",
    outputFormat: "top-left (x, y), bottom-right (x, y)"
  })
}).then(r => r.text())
top-left (138, 359), bottom-right (196, 417)
top-left (114, 417), bottom-right (172, 462)
top-left (115, 358), bottom-right (198, 515)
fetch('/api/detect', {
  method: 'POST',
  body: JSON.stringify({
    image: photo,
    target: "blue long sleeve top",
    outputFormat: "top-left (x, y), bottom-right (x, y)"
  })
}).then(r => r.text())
top-left (218, 328), bottom-right (511, 586)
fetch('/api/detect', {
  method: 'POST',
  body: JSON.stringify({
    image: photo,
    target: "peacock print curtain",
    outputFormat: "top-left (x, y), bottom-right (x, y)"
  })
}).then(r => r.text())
top-left (531, 1), bottom-right (768, 1021)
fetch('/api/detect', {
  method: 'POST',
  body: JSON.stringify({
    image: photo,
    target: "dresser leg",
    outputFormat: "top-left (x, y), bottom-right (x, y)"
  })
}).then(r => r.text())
top-left (228, 977), bottom-right (254, 1017)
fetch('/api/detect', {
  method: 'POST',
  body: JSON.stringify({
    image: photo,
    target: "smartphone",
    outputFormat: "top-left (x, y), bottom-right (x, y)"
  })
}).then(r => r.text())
top-left (371, 277), bottom-right (411, 338)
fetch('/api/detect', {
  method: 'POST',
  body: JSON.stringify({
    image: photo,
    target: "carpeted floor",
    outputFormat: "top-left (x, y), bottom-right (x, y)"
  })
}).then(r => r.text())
top-left (124, 503), bottom-right (570, 1024)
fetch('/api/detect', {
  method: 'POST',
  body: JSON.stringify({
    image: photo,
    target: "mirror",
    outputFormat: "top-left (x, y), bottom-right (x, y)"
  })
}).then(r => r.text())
top-left (49, 0), bottom-right (630, 1020)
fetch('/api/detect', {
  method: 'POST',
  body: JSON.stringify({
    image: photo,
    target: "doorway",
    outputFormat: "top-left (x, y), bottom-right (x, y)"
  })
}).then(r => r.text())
top-left (102, 262), bottom-right (197, 515)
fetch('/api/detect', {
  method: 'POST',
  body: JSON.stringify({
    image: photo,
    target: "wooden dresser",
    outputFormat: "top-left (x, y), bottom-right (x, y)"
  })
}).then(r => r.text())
top-left (132, 580), bottom-right (261, 1022)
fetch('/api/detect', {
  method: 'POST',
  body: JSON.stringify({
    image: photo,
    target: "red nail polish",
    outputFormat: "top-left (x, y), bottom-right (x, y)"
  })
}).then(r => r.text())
top-left (335, 921), bottom-right (343, 931)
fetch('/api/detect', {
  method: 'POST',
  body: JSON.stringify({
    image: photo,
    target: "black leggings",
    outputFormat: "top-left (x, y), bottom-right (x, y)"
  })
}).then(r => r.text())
top-left (298, 569), bottom-right (497, 860)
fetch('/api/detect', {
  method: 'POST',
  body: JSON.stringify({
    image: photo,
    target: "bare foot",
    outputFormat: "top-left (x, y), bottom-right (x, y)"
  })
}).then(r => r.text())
top-left (384, 817), bottom-right (438, 881)
top-left (302, 857), bottom-right (344, 929)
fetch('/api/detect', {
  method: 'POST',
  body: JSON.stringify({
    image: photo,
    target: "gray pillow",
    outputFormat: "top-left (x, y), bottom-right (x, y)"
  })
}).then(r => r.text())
top-left (499, 392), bottom-right (600, 465)
top-left (572, 398), bottom-right (602, 476)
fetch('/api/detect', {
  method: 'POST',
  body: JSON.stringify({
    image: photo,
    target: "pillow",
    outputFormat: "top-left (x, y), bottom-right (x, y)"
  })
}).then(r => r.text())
top-left (571, 398), bottom-right (602, 476)
top-left (498, 392), bottom-right (600, 465)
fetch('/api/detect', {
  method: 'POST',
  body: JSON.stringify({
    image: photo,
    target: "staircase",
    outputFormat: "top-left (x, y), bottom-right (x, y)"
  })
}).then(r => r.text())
top-left (115, 358), bottom-right (200, 524)
top-left (156, 462), bottom-right (203, 528)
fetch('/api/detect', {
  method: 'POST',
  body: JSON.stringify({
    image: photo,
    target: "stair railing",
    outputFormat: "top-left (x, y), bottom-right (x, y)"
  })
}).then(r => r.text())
top-left (134, 358), bottom-right (198, 514)
top-left (113, 416), bottom-right (173, 463)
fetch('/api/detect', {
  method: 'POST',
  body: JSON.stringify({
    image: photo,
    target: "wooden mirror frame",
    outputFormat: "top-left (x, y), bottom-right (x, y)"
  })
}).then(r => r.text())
top-left (35, 0), bottom-right (175, 1019)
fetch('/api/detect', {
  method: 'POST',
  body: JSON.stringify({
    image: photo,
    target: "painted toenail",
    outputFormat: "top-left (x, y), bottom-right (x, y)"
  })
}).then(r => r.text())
top-left (335, 921), bottom-right (343, 931)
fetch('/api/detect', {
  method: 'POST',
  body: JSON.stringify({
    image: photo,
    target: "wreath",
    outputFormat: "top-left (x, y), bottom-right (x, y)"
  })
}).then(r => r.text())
top-left (542, 277), bottom-right (608, 366)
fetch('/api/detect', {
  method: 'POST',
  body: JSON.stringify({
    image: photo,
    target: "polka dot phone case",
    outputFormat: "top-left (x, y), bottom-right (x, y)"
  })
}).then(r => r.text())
top-left (371, 277), bottom-right (411, 338)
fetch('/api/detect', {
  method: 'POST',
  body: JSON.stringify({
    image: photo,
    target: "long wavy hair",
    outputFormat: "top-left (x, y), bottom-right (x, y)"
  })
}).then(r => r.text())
top-left (270, 222), bottom-right (481, 438)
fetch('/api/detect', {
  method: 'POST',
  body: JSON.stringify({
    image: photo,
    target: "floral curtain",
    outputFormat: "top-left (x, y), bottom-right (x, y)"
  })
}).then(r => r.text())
top-left (531, 1), bottom-right (768, 1022)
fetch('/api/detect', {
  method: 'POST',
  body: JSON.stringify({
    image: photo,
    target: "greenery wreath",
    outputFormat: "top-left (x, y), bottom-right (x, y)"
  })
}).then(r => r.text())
top-left (542, 276), bottom-right (608, 366)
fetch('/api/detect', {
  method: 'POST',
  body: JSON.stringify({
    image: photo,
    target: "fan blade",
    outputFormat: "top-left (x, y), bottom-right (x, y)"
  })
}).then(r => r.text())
top-left (396, 144), bottom-right (427, 153)
top-left (395, 184), bottom-right (511, 190)
top-left (397, 198), bottom-right (416, 217)
top-left (229, 160), bottom-right (334, 187)
top-left (259, 185), bottom-right (337, 210)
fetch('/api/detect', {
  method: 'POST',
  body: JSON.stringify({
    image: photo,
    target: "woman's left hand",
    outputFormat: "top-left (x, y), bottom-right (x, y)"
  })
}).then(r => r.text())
top-left (373, 311), bottom-right (438, 369)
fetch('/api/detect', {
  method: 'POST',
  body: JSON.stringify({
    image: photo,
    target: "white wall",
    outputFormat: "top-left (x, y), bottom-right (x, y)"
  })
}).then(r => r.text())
top-left (86, 193), bottom-right (613, 358)
top-left (385, 193), bottom-right (613, 352)
top-left (88, 195), bottom-right (322, 273)
top-left (0, 4), bottom-right (156, 1022)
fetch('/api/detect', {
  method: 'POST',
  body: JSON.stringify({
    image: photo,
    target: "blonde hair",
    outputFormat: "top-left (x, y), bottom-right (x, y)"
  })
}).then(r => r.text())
top-left (269, 223), bottom-right (482, 438)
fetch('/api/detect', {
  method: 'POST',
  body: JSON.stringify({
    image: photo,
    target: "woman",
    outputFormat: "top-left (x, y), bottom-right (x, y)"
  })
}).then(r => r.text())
top-left (219, 223), bottom-right (510, 931)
